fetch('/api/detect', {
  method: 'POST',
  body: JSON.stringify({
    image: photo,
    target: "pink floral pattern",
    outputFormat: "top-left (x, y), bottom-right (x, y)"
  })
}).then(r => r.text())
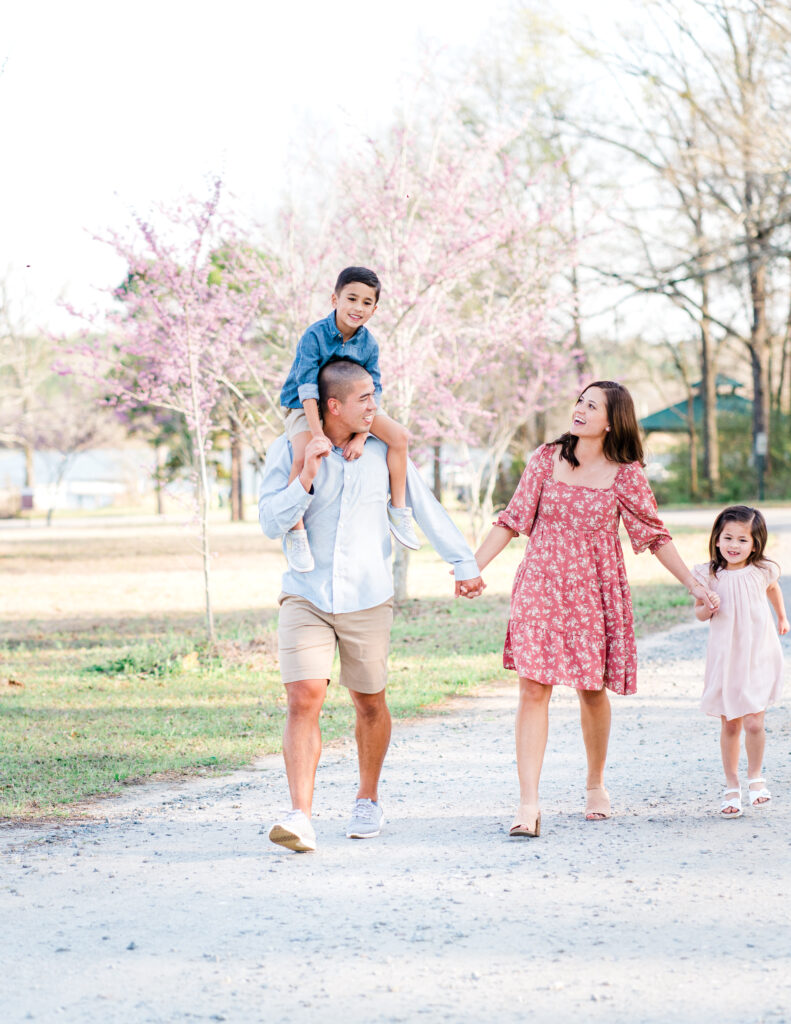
top-left (496, 444), bottom-right (671, 694)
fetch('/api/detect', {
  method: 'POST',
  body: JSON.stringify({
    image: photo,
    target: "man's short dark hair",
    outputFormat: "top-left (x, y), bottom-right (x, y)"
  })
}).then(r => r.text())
top-left (318, 358), bottom-right (372, 416)
top-left (334, 266), bottom-right (381, 302)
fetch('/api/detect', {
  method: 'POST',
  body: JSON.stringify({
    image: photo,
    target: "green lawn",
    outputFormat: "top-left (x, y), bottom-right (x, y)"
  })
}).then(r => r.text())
top-left (0, 517), bottom-right (708, 820)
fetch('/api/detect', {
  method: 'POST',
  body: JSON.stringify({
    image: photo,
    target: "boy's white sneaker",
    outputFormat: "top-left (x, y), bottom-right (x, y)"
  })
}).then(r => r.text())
top-left (387, 504), bottom-right (420, 550)
top-left (284, 529), bottom-right (314, 572)
top-left (269, 809), bottom-right (317, 852)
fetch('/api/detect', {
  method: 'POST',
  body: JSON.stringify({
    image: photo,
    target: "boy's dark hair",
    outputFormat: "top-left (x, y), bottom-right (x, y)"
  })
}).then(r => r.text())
top-left (708, 505), bottom-right (770, 575)
top-left (551, 380), bottom-right (645, 467)
top-left (334, 266), bottom-right (381, 302)
top-left (318, 358), bottom-right (372, 416)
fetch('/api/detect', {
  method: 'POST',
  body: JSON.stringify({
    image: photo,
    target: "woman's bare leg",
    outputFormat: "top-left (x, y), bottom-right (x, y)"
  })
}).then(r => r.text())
top-left (514, 677), bottom-right (552, 823)
top-left (578, 687), bottom-right (611, 819)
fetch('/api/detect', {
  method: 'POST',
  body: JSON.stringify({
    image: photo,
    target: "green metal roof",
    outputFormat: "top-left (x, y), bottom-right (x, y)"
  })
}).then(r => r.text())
top-left (640, 392), bottom-right (752, 433)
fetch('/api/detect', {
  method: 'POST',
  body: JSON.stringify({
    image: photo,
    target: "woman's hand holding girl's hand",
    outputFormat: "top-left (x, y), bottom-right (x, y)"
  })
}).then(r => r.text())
top-left (690, 580), bottom-right (719, 612)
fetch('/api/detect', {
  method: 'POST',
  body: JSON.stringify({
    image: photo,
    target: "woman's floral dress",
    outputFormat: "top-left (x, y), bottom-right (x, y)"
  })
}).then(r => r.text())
top-left (495, 444), bottom-right (671, 694)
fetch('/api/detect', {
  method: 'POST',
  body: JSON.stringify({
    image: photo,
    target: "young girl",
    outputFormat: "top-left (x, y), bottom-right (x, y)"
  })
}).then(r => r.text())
top-left (694, 506), bottom-right (789, 818)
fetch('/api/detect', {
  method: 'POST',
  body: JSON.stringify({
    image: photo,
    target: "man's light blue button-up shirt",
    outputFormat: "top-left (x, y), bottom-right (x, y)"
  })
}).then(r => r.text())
top-left (279, 311), bottom-right (382, 409)
top-left (258, 435), bottom-right (479, 614)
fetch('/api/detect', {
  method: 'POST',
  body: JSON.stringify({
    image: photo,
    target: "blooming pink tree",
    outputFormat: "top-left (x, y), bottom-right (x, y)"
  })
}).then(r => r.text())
top-left (326, 108), bottom-right (579, 562)
top-left (69, 183), bottom-right (279, 641)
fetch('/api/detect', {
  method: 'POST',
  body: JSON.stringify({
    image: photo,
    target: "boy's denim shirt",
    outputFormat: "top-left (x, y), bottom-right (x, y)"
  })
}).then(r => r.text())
top-left (280, 311), bottom-right (382, 409)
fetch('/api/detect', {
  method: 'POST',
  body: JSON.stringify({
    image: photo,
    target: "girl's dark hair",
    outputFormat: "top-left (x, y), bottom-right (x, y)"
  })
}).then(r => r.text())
top-left (551, 381), bottom-right (645, 466)
top-left (708, 505), bottom-right (769, 575)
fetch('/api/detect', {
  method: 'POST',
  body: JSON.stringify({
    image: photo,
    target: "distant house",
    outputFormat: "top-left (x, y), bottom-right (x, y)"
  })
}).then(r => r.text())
top-left (0, 447), bottom-right (153, 514)
top-left (639, 376), bottom-right (751, 435)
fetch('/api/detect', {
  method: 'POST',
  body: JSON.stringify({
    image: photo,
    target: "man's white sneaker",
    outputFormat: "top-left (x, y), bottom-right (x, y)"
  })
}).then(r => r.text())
top-left (387, 504), bottom-right (420, 550)
top-left (269, 809), bottom-right (317, 852)
top-left (284, 529), bottom-right (314, 572)
top-left (346, 798), bottom-right (384, 839)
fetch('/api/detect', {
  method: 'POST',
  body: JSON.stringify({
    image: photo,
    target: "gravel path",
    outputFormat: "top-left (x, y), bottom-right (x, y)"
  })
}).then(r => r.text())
top-left (4, 516), bottom-right (791, 1024)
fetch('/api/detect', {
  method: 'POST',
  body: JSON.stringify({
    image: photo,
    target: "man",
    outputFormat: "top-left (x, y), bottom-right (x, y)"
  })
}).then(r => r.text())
top-left (259, 359), bottom-right (484, 852)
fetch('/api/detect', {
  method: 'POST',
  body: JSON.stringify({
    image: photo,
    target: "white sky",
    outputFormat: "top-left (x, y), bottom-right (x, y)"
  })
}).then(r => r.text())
top-left (1, 0), bottom-right (623, 331)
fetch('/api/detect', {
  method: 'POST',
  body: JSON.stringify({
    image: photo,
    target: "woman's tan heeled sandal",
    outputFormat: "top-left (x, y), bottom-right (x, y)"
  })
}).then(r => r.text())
top-left (585, 786), bottom-right (611, 820)
top-left (509, 805), bottom-right (541, 838)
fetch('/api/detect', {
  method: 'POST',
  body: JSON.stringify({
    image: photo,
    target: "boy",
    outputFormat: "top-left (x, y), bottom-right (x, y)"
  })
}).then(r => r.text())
top-left (279, 266), bottom-right (419, 571)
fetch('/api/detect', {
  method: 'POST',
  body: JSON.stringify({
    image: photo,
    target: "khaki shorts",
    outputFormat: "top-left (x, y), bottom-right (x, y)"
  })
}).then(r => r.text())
top-left (277, 594), bottom-right (394, 694)
top-left (282, 406), bottom-right (312, 441)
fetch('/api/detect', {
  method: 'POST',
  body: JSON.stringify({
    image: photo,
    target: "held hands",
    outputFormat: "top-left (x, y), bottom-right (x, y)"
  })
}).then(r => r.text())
top-left (690, 579), bottom-right (719, 612)
top-left (455, 575), bottom-right (486, 599)
top-left (343, 432), bottom-right (368, 461)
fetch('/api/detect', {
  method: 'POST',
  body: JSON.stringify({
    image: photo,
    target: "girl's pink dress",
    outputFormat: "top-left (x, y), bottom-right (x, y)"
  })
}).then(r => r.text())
top-left (693, 561), bottom-right (784, 720)
top-left (496, 444), bottom-right (671, 694)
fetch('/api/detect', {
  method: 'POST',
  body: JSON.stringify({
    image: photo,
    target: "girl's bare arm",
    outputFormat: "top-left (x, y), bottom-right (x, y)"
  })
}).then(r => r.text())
top-left (767, 581), bottom-right (790, 634)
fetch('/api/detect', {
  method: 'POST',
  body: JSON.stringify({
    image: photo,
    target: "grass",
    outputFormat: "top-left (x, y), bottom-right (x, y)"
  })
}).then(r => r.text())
top-left (0, 515), bottom-right (717, 820)
top-left (0, 599), bottom-right (510, 820)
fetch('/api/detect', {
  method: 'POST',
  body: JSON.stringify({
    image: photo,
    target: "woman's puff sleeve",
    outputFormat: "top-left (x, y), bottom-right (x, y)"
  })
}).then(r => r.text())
top-left (494, 445), bottom-right (550, 537)
top-left (615, 462), bottom-right (672, 555)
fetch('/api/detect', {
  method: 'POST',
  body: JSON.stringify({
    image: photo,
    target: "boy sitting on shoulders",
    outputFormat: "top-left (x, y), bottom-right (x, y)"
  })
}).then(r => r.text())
top-left (279, 265), bottom-right (419, 571)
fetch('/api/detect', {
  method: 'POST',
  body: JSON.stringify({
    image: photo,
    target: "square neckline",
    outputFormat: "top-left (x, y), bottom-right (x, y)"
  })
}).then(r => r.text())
top-left (547, 447), bottom-right (625, 492)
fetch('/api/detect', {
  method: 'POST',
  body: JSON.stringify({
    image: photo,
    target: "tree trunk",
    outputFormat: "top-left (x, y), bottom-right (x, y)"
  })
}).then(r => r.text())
top-left (154, 444), bottom-right (166, 516)
top-left (566, 172), bottom-right (588, 377)
top-left (782, 264), bottom-right (790, 423)
top-left (23, 443), bottom-right (34, 492)
top-left (776, 326), bottom-right (789, 416)
top-left (196, 447), bottom-right (215, 644)
top-left (186, 317), bottom-right (215, 644)
top-left (534, 410), bottom-right (547, 448)
top-left (748, 257), bottom-right (771, 471)
top-left (779, 265), bottom-right (791, 419)
top-left (687, 393), bottom-right (699, 501)
top-left (432, 444), bottom-right (442, 501)
top-left (393, 546), bottom-right (410, 604)
top-left (230, 415), bottom-right (243, 521)
top-left (699, 275), bottom-right (719, 496)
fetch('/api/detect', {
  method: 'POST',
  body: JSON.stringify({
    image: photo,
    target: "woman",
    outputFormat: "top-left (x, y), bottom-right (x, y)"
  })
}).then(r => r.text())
top-left (474, 381), bottom-right (718, 837)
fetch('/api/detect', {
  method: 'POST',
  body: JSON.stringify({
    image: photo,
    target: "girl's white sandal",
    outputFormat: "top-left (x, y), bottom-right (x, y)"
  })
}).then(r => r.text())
top-left (720, 786), bottom-right (742, 818)
top-left (747, 778), bottom-right (771, 807)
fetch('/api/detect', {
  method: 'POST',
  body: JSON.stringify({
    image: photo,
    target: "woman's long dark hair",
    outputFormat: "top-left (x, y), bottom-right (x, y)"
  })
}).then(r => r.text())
top-left (551, 381), bottom-right (644, 467)
top-left (708, 505), bottom-right (770, 576)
